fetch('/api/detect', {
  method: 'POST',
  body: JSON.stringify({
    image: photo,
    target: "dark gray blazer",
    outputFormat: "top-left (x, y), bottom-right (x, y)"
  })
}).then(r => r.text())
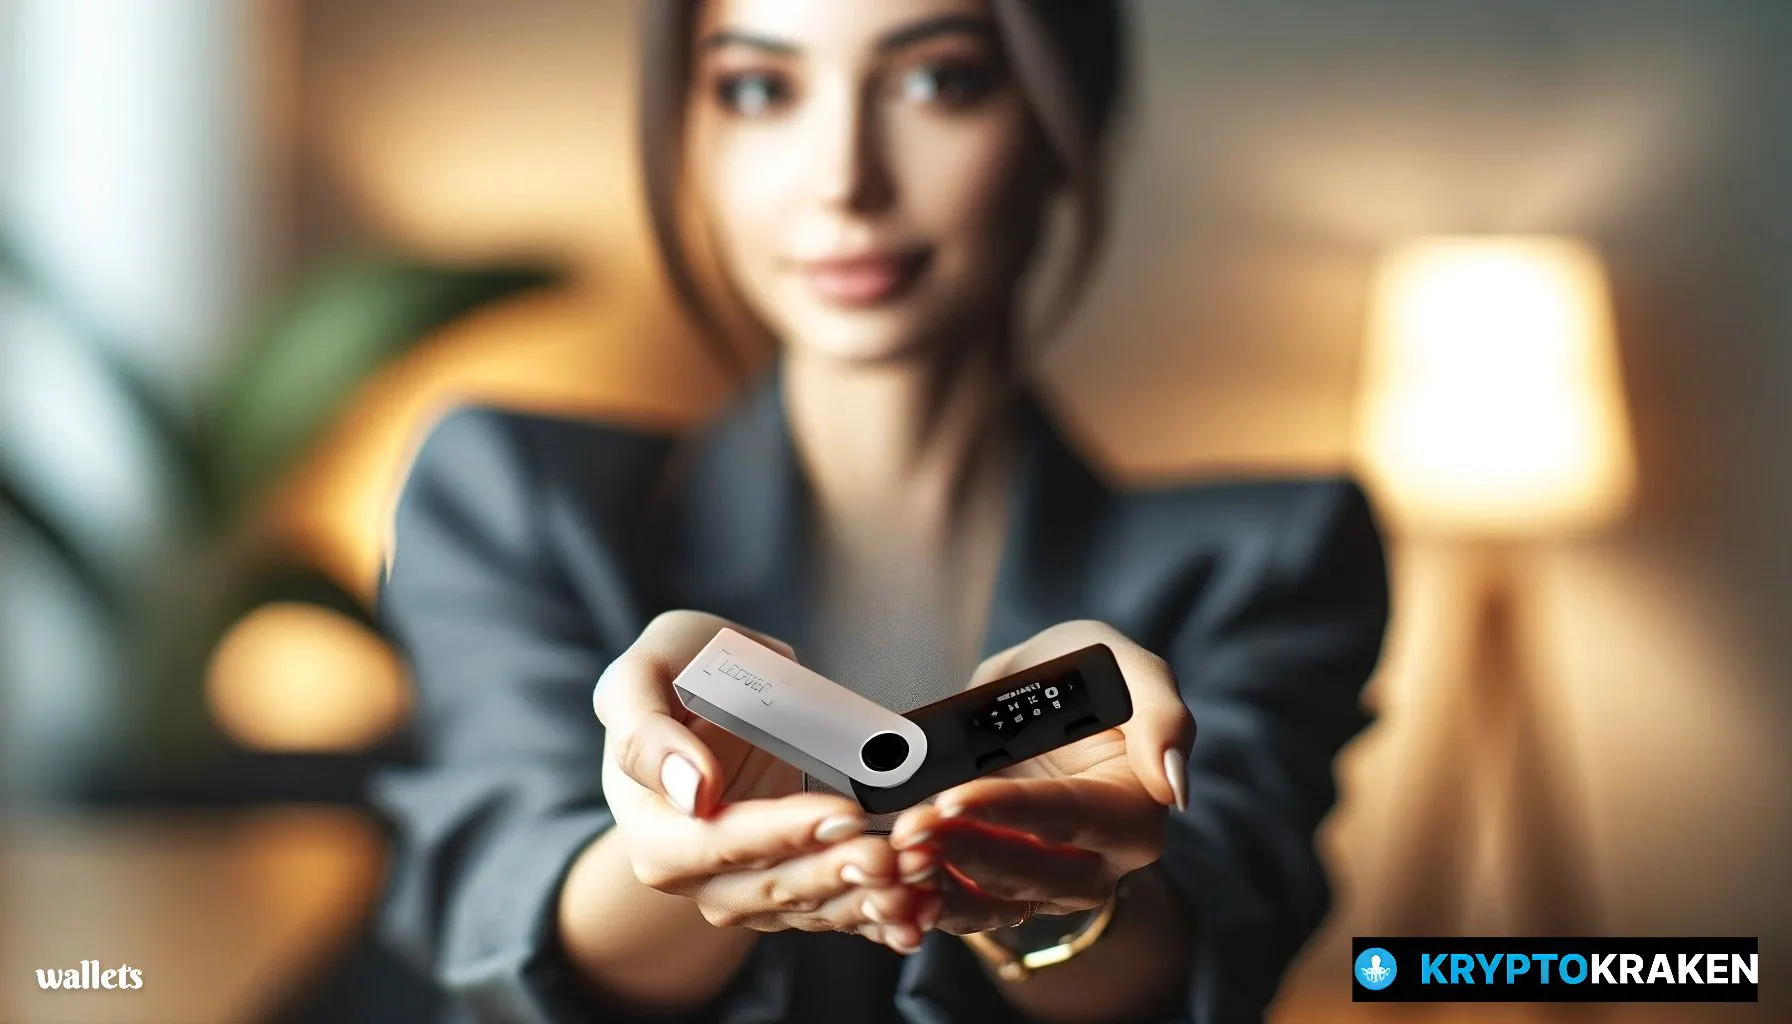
top-left (372, 365), bottom-right (1389, 1024)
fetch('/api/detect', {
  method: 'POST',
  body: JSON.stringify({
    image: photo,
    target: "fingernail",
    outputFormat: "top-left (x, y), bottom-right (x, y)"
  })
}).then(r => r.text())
top-left (841, 863), bottom-right (875, 886)
top-left (901, 863), bottom-right (937, 885)
top-left (938, 804), bottom-right (965, 819)
top-left (660, 754), bottom-right (700, 816)
top-left (815, 814), bottom-right (866, 843)
top-left (1163, 747), bottom-right (1188, 812)
top-left (861, 898), bottom-right (888, 924)
top-left (892, 829), bottom-right (933, 850)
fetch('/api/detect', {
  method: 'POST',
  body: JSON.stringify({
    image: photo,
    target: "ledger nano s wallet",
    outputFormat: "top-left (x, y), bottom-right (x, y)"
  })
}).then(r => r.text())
top-left (672, 628), bottom-right (1133, 814)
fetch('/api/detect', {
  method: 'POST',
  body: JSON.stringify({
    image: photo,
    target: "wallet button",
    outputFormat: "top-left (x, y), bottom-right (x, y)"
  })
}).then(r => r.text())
top-left (974, 749), bottom-right (1015, 772)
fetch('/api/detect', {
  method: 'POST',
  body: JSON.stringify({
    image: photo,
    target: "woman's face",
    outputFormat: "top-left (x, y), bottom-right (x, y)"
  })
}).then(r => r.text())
top-left (686, 0), bottom-right (1052, 365)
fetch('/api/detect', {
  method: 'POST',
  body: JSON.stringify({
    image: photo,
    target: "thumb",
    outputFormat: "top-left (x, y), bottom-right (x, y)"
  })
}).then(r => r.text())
top-left (593, 611), bottom-right (796, 817)
top-left (594, 655), bottom-right (718, 817)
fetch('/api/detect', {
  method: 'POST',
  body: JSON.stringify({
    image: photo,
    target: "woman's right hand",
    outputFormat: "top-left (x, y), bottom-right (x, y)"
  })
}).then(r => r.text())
top-left (592, 610), bottom-right (939, 950)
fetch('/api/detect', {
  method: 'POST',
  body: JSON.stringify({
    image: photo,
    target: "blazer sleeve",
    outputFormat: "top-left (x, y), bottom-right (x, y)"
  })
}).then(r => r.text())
top-left (1158, 478), bottom-right (1391, 1022)
top-left (370, 407), bottom-right (620, 1022)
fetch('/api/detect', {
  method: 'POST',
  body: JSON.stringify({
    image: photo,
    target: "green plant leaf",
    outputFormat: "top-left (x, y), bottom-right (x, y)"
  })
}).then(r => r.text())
top-left (203, 252), bottom-right (556, 521)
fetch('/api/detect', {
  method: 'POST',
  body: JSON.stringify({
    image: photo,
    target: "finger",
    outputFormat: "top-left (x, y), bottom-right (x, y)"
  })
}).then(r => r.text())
top-left (829, 885), bottom-right (929, 952)
top-left (934, 821), bottom-right (1110, 910)
top-left (732, 880), bottom-right (922, 944)
top-left (932, 873), bottom-right (1037, 934)
top-left (1100, 635), bottom-right (1196, 813)
top-left (593, 611), bottom-right (796, 816)
top-left (934, 773), bottom-right (1161, 856)
top-left (913, 888), bottom-right (945, 932)
top-left (853, 889), bottom-right (943, 953)
top-left (735, 860), bottom-right (938, 953)
top-left (970, 621), bottom-right (1195, 811)
top-left (708, 836), bottom-right (899, 917)
top-left (887, 805), bottom-right (948, 885)
top-left (837, 883), bottom-right (929, 950)
top-left (629, 792), bottom-right (870, 893)
top-left (889, 803), bottom-right (946, 852)
top-left (897, 846), bottom-right (942, 888)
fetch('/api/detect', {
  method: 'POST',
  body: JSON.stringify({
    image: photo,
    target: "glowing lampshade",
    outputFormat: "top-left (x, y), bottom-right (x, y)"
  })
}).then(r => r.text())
top-left (1355, 236), bottom-right (1637, 536)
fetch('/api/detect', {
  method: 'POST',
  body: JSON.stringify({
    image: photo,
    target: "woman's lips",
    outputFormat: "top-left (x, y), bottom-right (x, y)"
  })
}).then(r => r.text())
top-left (792, 250), bottom-right (930, 307)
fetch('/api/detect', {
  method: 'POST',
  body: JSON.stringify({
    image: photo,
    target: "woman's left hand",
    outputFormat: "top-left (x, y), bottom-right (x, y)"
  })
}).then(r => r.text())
top-left (887, 621), bottom-right (1197, 935)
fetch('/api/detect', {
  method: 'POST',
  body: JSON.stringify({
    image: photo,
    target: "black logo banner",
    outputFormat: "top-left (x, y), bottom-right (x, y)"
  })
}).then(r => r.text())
top-left (1351, 937), bottom-right (1758, 1003)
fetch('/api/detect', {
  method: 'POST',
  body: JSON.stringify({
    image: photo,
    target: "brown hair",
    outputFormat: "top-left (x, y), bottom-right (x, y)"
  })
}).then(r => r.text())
top-left (638, 0), bottom-right (1129, 377)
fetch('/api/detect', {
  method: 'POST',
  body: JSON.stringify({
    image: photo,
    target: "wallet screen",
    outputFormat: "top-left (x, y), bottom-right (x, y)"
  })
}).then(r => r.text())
top-left (969, 671), bottom-right (1089, 737)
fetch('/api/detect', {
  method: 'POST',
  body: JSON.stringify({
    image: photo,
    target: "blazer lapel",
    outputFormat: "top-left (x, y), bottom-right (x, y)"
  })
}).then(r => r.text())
top-left (652, 364), bottom-right (816, 654)
top-left (977, 387), bottom-right (1111, 659)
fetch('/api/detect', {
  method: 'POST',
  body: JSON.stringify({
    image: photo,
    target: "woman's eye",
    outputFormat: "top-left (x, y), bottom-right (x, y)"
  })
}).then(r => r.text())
top-left (714, 71), bottom-right (791, 117)
top-left (896, 60), bottom-right (997, 109)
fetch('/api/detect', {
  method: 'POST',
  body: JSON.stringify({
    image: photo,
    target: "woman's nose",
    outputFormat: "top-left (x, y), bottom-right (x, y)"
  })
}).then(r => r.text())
top-left (807, 82), bottom-right (893, 215)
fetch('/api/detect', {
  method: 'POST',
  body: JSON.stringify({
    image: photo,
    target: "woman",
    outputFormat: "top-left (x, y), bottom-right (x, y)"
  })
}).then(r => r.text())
top-left (373, 1), bottom-right (1390, 1022)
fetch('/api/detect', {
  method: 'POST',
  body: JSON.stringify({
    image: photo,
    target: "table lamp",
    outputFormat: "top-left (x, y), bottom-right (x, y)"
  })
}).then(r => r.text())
top-left (1354, 236), bottom-right (1636, 937)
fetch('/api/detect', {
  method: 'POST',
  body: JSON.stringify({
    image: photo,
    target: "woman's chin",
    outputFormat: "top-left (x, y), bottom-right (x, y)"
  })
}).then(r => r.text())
top-left (777, 311), bottom-right (947, 368)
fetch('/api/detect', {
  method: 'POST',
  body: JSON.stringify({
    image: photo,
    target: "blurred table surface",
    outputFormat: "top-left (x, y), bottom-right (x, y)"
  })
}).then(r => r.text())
top-left (0, 806), bottom-right (384, 1024)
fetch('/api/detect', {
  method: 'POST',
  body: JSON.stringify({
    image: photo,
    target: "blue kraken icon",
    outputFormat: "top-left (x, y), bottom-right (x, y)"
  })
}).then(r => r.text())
top-left (1355, 947), bottom-right (1396, 990)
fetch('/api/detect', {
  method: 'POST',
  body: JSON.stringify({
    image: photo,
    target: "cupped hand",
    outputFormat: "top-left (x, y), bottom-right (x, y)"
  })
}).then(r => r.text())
top-left (886, 620), bottom-right (1196, 934)
top-left (593, 610), bottom-right (941, 950)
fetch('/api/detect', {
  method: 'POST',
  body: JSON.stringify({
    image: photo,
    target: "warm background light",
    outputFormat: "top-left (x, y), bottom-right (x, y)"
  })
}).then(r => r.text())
top-left (258, 286), bottom-right (730, 605)
top-left (1355, 236), bottom-right (1637, 536)
top-left (205, 602), bottom-right (410, 753)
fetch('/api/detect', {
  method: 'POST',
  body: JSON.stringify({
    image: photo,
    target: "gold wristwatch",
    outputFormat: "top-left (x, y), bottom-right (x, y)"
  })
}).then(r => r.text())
top-left (960, 879), bottom-right (1126, 982)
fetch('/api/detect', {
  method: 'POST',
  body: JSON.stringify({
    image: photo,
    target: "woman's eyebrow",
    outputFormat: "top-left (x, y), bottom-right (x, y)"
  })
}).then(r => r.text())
top-left (697, 14), bottom-right (995, 58)
top-left (876, 14), bottom-right (997, 53)
top-left (698, 30), bottom-right (798, 56)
